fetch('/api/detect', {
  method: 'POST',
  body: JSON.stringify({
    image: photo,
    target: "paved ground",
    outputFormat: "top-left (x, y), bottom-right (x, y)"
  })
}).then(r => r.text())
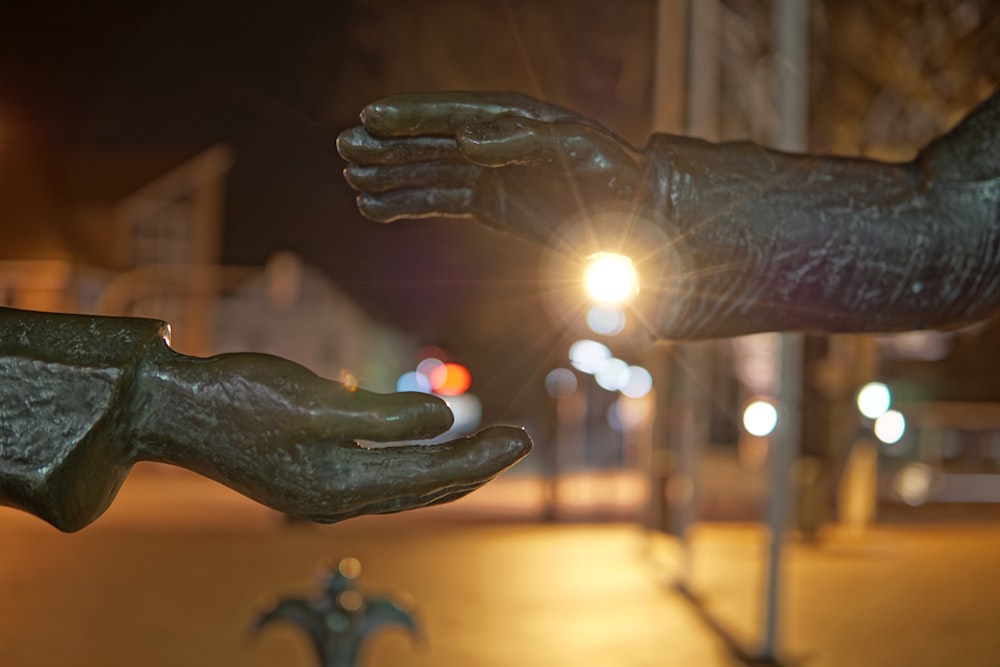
top-left (2, 465), bottom-right (1000, 666)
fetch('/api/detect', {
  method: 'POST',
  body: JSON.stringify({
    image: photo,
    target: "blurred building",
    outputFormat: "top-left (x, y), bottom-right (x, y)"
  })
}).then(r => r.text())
top-left (0, 140), bottom-right (414, 391)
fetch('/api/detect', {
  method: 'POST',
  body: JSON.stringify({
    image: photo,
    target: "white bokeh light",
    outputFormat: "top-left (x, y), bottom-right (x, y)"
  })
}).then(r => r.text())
top-left (595, 357), bottom-right (630, 391)
top-left (620, 365), bottom-right (653, 398)
top-left (586, 305), bottom-right (627, 336)
top-left (443, 393), bottom-right (482, 434)
top-left (743, 399), bottom-right (779, 437)
top-left (874, 409), bottom-right (906, 445)
top-left (569, 339), bottom-right (611, 375)
top-left (857, 382), bottom-right (892, 419)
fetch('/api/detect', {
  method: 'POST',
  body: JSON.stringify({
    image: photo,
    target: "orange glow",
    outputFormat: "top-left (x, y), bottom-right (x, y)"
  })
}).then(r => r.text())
top-left (430, 363), bottom-right (471, 396)
top-left (338, 369), bottom-right (359, 392)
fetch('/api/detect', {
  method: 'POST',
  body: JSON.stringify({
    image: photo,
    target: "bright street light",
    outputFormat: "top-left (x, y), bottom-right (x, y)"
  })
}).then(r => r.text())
top-left (583, 252), bottom-right (639, 305)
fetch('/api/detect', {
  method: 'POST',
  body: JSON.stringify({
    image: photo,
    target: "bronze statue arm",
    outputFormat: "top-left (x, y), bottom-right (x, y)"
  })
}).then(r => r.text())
top-left (337, 89), bottom-right (1000, 339)
top-left (0, 307), bottom-right (531, 531)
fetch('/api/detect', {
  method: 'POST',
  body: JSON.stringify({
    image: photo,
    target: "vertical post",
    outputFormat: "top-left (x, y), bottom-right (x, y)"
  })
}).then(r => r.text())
top-left (761, 335), bottom-right (802, 660)
top-left (653, 0), bottom-right (689, 134)
top-left (760, 0), bottom-right (809, 661)
top-left (773, 0), bottom-right (809, 152)
top-left (679, 0), bottom-right (721, 584)
top-left (686, 0), bottom-right (721, 141)
top-left (647, 0), bottom-right (689, 540)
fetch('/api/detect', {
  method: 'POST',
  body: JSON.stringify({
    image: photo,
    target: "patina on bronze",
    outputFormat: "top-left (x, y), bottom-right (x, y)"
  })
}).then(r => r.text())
top-left (0, 307), bottom-right (532, 532)
top-left (338, 89), bottom-right (1000, 339)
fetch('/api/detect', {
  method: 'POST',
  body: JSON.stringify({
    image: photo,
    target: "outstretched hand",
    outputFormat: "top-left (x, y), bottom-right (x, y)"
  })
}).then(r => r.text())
top-left (134, 347), bottom-right (532, 523)
top-left (337, 92), bottom-right (662, 247)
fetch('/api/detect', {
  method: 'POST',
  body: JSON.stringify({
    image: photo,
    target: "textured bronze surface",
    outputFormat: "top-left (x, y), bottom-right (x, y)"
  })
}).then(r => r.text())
top-left (339, 89), bottom-right (1000, 339)
top-left (0, 307), bottom-right (531, 531)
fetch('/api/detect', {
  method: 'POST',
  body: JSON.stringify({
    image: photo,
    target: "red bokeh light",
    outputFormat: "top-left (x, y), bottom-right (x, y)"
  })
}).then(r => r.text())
top-left (430, 363), bottom-right (471, 396)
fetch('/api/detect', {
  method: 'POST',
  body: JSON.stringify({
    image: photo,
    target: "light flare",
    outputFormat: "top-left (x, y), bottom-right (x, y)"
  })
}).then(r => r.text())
top-left (583, 252), bottom-right (639, 305)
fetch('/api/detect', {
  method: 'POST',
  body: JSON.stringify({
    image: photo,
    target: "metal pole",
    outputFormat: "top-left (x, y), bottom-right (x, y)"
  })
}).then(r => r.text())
top-left (653, 0), bottom-right (689, 135)
top-left (647, 0), bottom-right (688, 543)
top-left (761, 335), bottom-right (802, 660)
top-left (760, 0), bottom-right (809, 660)
top-left (677, 0), bottom-right (721, 586)
top-left (773, 0), bottom-right (809, 153)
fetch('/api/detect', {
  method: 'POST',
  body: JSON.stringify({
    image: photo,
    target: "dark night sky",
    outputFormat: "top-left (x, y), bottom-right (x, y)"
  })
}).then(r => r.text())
top-left (0, 0), bottom-right (619, 420)
top-left (0, 0), bottom-right (546, 334)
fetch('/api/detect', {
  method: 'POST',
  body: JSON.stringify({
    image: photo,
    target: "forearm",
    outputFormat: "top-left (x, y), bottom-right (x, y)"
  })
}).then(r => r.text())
top-left (123, 353), bottom-right (320, 502)
top-left (646, 91), bottom-right (1000, 339)
top-left (0, 308), bottom-right (169, 530)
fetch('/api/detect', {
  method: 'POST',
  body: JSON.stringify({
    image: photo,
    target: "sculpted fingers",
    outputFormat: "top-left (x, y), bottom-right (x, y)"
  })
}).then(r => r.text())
top-left (318, 388), bottom-right (454, 442)
top-left (352, 425), bottom-right (531, 503)
top-left (339, 126), bottom-right (484, 222)
top-left (344, 162), bottom-right (479, 193)
top-left (290, 425), bottom-right (533, 522)
top-left (356, 189), bottom-right (477, 223)
top-left (459, 115), bottom-right (645, 177)
top-left (336, 126), bottom-right (461, 165)
top-left (360, 91), bottom-right (580, 137)
top-left (407, 425), bottom-right (533, 490)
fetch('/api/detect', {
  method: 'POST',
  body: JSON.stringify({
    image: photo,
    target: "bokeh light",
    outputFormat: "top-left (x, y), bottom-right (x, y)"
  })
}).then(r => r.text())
top-left (545, 368), bottom-right (578, 398)
top-left (857, 381), bottom-right (892, 419)
top-left (569, 339), bottom-right (611, 374)
top-left (620, 365), bottom-right (653, 398)
top-left (583, 252), bottom-right (639, 305)
top-left (894, 463), bottom-right (933, 506)
top-left (443, 393), bottom-right (482, 433)
top-left (874, 409), bottom-right (906, 445)
top-left (743, 399), bottom-right (779, 437)
top-left (396, 370), bottom-right (431, 393)
top-left (430, 362), bottom-right (471, 396)
top-left (595, 357), bottom-right (630, 392)
top-left (416, 357), bottom-right (444, 383)
top-left (586, 305), bottom-right (627, 336)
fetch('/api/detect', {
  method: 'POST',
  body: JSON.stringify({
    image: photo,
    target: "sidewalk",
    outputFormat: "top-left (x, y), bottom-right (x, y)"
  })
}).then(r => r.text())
top-left (2, 466), bottom-right (999, 666)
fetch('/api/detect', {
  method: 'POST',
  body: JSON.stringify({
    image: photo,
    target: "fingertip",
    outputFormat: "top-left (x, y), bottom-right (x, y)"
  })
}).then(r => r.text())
top-left (334, 128), bottom-right (349, 157)
top-left (342, 165), bottom-right (361, 191)
top-left (356, 193), bottom-right (394, 223)
top-left (335, 126), bottom-right (365, 159)
top-left (361, 102), bottom-right (394, 132)
top-left (469, 424), bottom-right (534, 468)
top-left (395, 390), bottom-right (454, 439)
top-left (359, 103), bottom-right (378, 125)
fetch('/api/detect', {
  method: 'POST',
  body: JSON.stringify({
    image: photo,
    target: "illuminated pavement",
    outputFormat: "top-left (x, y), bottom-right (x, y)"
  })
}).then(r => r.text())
top-left (2, 466), bottom-right (1000, 667)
